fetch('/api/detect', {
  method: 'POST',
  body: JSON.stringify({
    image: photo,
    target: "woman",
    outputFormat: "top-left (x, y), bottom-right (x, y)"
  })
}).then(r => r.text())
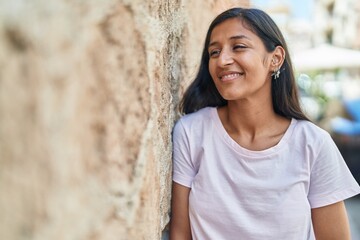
top-left (170, 7), bottom-right (360, 240)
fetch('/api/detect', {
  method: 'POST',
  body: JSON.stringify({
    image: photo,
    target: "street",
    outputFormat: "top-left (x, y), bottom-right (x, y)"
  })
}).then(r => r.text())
top-left (346, 196), bottom-right (360, 239)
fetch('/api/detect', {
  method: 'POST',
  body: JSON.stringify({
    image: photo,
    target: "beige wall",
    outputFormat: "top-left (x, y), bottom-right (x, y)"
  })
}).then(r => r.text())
top-left (0, 1), bottom-right (248, 239)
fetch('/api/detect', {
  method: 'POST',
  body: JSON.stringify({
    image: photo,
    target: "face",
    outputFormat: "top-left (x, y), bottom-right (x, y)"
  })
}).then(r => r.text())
top-left (208, 18), bottom-right (275, 102)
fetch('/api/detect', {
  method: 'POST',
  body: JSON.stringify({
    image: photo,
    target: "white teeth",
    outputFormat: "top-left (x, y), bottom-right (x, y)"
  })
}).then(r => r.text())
top-left (221, 73), bottom-right (241, 80)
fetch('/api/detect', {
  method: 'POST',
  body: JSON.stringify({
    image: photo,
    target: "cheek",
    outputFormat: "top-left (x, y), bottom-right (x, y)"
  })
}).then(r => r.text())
top-left (241, 55), bottom-right (258, 68)
top-left (208, 61), bottom-right (217, 79)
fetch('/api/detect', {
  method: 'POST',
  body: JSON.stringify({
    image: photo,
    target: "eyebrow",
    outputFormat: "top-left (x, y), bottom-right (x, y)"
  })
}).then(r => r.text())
top-left (208, 35), bottom-right (251, 48)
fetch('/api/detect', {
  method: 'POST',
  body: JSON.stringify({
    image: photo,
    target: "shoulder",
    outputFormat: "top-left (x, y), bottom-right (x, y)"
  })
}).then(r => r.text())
top-left (292, 119), bottom-right (331, 143)
top-left (291, 119), bottom-right (340, 160)
top-left (173, 107), bottom-right (216, 143)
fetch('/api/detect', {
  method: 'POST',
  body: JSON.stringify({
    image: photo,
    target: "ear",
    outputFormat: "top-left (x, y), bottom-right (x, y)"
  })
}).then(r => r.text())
top-left (270, 46), bottom-right (285, 71)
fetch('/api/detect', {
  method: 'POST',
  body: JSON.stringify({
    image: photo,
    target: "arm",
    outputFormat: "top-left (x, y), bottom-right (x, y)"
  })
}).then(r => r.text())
top-left (169, 181), bottom-right (192, 240)
top-left (311, 201), bottom-right (351, 240)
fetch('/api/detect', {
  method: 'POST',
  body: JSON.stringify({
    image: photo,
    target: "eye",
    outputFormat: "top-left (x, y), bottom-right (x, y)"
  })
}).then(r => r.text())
top-left (233, 44), bottom-right (247, 50)
top-left (209, 49), bottom-right (220, 57)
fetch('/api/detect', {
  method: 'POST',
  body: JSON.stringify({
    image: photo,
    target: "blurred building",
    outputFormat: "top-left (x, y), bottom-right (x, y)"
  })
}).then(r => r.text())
top-left (252, 0), bottom-right (360, 50)
top-left (313, 0), bottom-right (360, 49)
top-left (250, 0), bottom-right (314, 52)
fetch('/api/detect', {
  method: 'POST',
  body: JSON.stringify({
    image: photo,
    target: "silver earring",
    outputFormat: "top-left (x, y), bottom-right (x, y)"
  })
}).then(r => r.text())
top-left (272, 68), bottom-right (280, 79)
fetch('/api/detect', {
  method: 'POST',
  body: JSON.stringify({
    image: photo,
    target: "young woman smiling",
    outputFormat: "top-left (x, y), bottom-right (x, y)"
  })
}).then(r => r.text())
top-left (170, 7), bottom-right (360, 240)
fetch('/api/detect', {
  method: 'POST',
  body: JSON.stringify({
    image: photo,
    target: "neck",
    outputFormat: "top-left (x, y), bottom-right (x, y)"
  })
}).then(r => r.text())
top-left (217, 95), bottom-right (291, 151)
top-left (223, 97), bottom-right (282, 137)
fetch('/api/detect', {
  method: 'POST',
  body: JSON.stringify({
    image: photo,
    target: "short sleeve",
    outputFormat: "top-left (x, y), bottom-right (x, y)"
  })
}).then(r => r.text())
top-left (308, 133), bottom-right (360, 208)
top-left (172, 119), bottom-right (196, 188)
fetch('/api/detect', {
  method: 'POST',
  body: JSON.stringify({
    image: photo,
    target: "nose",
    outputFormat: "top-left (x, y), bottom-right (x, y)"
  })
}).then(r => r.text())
top-left (218, 48), bottom-right (234, 66)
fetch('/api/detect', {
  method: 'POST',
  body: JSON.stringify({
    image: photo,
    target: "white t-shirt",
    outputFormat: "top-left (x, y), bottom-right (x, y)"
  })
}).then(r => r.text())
top-left (172, 107), bottom-right (360, 240)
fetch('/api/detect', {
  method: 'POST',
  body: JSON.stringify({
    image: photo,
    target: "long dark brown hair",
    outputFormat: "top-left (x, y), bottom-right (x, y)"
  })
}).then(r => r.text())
top-left (180, 7), bottom-right (309, 121)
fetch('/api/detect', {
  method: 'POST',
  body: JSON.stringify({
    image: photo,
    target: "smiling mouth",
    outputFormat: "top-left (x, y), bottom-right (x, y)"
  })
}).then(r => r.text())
top-left (219, 73), bottom-right (244, 81)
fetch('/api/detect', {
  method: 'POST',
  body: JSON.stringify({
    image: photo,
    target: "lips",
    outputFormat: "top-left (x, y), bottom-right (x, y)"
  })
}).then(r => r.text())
top-left (219, 72), bottom-right (244, 81)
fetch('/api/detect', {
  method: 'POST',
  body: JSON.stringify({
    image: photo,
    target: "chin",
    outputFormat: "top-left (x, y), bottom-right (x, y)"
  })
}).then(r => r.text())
top-left (221, 96), bottom-right (242, 102)
top-left (219, 92), bottom-right (244, 101)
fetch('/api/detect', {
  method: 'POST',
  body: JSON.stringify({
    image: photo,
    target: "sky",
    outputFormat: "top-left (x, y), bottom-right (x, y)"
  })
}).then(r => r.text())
top-left (251, 0), bottom-right (314, 20)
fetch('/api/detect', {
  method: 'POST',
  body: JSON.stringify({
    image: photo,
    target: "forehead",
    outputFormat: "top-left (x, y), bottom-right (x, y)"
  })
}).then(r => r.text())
top-left (209, 18), bottom-right (259, 43)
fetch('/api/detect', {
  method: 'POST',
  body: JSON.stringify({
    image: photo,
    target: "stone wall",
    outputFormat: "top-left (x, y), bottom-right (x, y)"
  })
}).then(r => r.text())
top-left (0, 0), bottom-right (248, 239)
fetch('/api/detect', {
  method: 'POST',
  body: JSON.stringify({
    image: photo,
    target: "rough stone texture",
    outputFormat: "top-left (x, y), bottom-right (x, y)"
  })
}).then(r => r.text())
top-left (0, 0), bottom-right (248, 239)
